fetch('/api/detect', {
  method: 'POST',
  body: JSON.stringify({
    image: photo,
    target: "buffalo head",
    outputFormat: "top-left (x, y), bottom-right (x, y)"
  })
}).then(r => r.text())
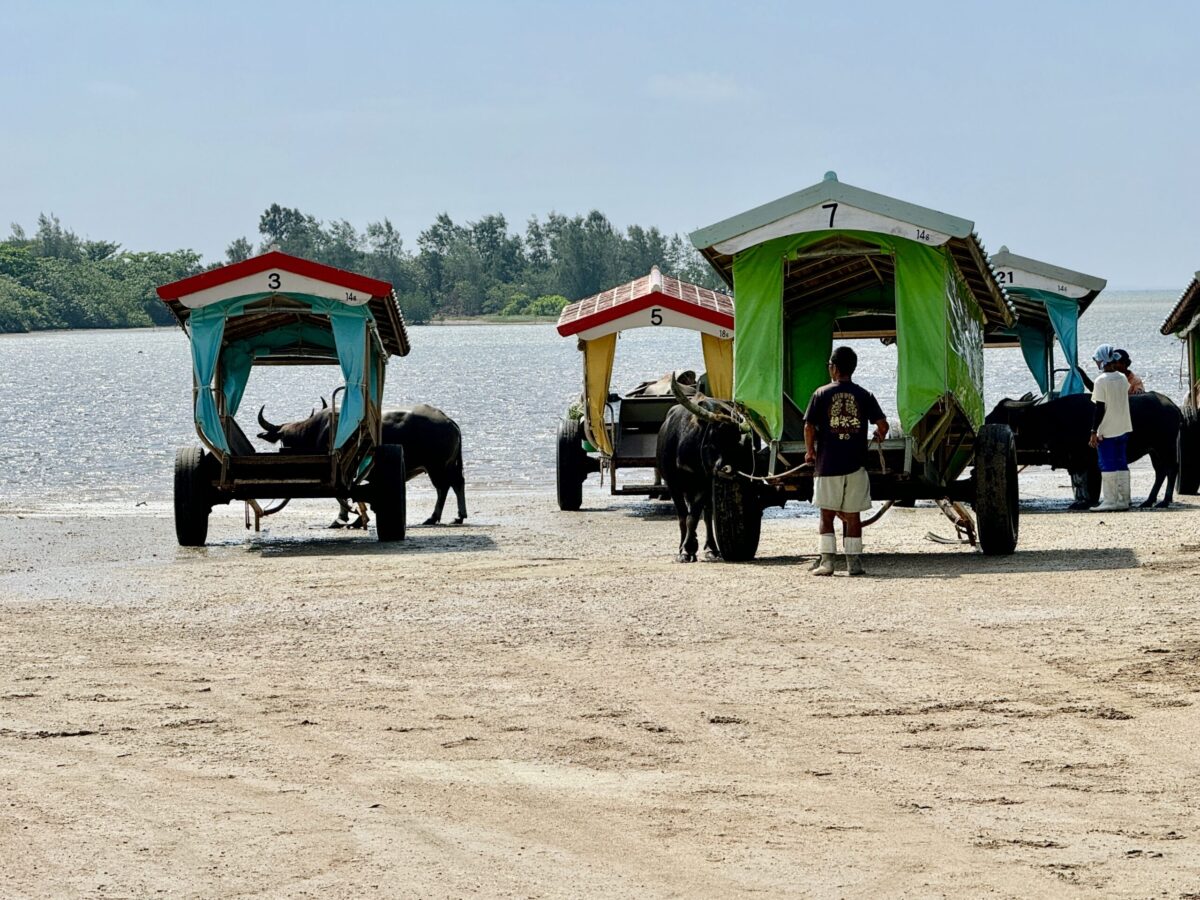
top-left (257, 404), bottom-right (332, 451)
top-left (669, 375), bottom-right (757, 476)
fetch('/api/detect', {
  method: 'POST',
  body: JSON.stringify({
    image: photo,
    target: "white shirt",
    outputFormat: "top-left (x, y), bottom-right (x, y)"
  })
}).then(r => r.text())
top-left (1092, 371), bottom-right (1133, 438)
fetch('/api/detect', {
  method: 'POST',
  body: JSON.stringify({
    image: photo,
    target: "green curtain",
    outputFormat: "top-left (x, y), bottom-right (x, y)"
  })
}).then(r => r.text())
top-left (785, 304), bottom-right (836, 412)
top-left (732, 230), bottom-right (985, 438)
top-left (732, 242), bottom-right (787, 437)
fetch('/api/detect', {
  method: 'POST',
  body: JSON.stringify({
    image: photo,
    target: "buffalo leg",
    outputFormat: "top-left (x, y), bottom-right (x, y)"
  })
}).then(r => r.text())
top-left (451, 459), bottom-right (468, 524)
top-left (330, 497), bottom-right (353, 528)
top-left (1069, 468), bottom-right (1097, 510)
top-left (1145, 451), bottom-right (1176, 508)
top-left (424, 471), bottom-right (449, 525)
top-left (682, 489), bottom-right (705, 562)
top-left (669, 489), bottom-right (692, 561)
top-left (701, 495), bottom-right (720, 561)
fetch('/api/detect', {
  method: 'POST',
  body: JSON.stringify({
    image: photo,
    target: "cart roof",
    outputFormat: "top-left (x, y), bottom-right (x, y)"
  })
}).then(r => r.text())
top-left (556, 266), bottom-right (734, 340)
top-left (989, 246), bottom-right (1106, 325)
top-left (689, 172), bottom-right (1013, 329)
top-left (1160, 272), bottom-right (1200, 337)
top-left (157, 250), bottom-right (410, 356)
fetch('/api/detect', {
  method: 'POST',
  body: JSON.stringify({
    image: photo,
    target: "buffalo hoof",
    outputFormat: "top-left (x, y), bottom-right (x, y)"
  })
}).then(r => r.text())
top-left (1068, 500), bottom-right (1091, 511)
top-left (703, 549), bottom-right (722, 562)
top-left (1156, 500), bottom-right (1172, 509)
top-left (349, 516), bottom-right (368, 530)
top-left (676, 552), bottom-right (696, 563)
top-left (329, 518), bottom-right (348, 529)
top-left (1139, 499), bottom-right (1154, 509)
top-left (452, 517), bottom-right (466, 525)
top-left (422, 516), bottom-right (440, 526)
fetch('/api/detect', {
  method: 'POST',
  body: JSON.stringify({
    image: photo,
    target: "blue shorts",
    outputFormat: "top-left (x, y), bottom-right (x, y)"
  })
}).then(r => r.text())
top-left (1097, 433), bottom-right (1129, 472)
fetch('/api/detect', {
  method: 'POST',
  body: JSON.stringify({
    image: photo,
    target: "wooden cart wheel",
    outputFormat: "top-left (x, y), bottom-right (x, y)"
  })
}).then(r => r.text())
top-left (371, 444), bottom-right (407, 542)
top-left (712, 474), bottom-right (761, 562)
top-left (973, 424), bottom-right (1019, 556)
top-left (1179, 406), bottom-right (1200, 495)
top-left (556, 417), bottom-right (586, 511)
top-left (174, 446), bottom-right (212, 547)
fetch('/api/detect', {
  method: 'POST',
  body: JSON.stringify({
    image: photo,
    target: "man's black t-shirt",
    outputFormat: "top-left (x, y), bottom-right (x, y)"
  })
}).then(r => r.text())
top-left (804, 380), bottom-right (886, 477)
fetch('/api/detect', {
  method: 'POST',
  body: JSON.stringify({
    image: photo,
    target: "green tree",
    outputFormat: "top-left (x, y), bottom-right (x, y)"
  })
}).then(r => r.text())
top-left (225, 237), bottom-right (254, 263)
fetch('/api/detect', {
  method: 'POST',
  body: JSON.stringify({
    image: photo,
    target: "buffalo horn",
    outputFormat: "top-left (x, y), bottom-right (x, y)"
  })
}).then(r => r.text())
top-left (670, 374), bottom-right (736, 425)
top-left (321, 396), bottom-right (328, 410)
top-left (257, 405), bottom-right (278, 432)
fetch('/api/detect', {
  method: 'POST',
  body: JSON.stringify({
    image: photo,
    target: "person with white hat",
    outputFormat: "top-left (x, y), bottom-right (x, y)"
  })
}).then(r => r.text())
top-left (1088, 344), bottom-right (1133, 511)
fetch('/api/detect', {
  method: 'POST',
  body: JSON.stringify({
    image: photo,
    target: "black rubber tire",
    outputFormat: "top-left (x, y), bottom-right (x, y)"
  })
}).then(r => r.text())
top-left (174, 446), bottom-right (212, 547)
top-left (371, 444), bottom-right (407, 542)
top-left (973, 424), bottom-right (1019, 556)
top-left (1179, 406), bottom-right (1200, 495)
top-left (556, 417), bottom-right (587, 511)
top-left (711, 475), bottom-right (761, 562)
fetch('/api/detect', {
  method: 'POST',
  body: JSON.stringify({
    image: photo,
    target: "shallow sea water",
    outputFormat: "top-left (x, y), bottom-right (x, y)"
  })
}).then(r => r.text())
top-left (0, 291), bottom-right (1185, 511)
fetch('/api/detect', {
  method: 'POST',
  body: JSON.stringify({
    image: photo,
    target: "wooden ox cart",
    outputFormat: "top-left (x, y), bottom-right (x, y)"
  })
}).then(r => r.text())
top-left (158, 250), bottom-right (411, 545)
top-left (554, 266), bottom-right (734, 510)
top-left (689, 172), bottom-right (1022, 558)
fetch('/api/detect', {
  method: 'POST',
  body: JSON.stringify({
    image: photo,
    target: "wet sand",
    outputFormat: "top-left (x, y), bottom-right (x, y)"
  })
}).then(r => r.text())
top-left (2, 479), bottom-right (1200, 897)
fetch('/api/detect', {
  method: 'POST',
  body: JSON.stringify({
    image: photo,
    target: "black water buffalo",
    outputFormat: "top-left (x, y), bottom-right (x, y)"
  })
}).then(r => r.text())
top-left (656, 379), bottom-right (753, 561)
top-left (257, 403), bottom-right (467, 525)
top-left (986, 391), bottom-right (1180, 509)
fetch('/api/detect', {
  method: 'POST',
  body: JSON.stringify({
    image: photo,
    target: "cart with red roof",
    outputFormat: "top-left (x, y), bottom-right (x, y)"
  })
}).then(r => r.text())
top-left (554, 266), bottom-right (735, 510)
top-left (157, 250), bottom-right (411, 545)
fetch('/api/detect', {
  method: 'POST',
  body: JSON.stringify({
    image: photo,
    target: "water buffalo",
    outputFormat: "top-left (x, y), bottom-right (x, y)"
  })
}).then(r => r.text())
top-left (986, 392), bottom-right (1180, 509)
top-left (656, 378), bottom-right (754, 561)
top-left (257, 402), bottom-right (468, 526)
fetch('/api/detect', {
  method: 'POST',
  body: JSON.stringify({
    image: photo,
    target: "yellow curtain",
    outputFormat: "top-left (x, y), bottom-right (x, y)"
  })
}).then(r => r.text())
top-left (701, 334), bottom-right (734, 399)
top-left (582, 333), bottom-right (616, 455)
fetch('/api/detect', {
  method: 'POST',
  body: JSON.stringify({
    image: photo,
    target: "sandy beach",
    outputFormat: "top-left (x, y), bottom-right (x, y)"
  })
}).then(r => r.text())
top-left (2, 478), bottom-right (1200, 898)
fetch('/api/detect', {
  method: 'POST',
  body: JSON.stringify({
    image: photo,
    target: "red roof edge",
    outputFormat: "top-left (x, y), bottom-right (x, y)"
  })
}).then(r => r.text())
top-left (556, 293), bottom-right (734, 337)
top-left (156, 250), bottom-right (393, 301)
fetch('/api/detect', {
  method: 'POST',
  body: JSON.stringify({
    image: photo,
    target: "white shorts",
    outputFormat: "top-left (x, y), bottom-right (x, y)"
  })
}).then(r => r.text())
top-left (813, 467), bottom-right (872, 513)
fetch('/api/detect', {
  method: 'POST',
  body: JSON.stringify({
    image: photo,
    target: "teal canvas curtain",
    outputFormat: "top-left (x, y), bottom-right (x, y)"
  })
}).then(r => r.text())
top-left (1007, 289), bottom-right (1085, 396)
top-left (331, 311), bottom-right (368, 448)
top-left (183, 293), bottom-right (378, 454)
top-left (188, 306), bottom-right (230, 453)
top-left (1014, 324), bottom-right (1051, 394)
top-left (220, 323), bottom-right (339, 416)
top-left (1044, 294), bottom-right (1085, 395)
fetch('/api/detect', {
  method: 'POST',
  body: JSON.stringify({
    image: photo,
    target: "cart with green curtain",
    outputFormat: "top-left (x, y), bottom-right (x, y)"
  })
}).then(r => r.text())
top-left (690, 172), bottom-right (1020, 558)
top-left (554, 266), bottom-right (735, 510)
top-left (157, 250), bottom-right (411, 546)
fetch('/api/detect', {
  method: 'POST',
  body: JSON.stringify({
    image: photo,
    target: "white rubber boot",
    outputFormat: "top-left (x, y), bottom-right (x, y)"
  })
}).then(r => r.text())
top-left (845, 536), bottom-right (866, 576)
top-left (812, 533), bottom-right (836, 576)
top-left (1090, 472), bottom-right (1124, 512)
top-left (1116, 469), bottom-right (1131, 510)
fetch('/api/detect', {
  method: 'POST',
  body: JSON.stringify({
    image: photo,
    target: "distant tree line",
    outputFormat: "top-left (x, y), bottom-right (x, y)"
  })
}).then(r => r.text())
top-left (0, 205), bottom-right (721, 332)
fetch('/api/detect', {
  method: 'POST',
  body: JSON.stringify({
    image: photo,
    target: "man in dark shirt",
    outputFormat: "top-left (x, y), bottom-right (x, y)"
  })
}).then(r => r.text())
top-left (804, 346), bottom-right (889, 576)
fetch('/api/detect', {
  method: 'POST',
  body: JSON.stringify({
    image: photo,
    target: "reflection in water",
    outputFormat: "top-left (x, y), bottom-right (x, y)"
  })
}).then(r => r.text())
top-left (0, 292), bottom-right (1184, 507)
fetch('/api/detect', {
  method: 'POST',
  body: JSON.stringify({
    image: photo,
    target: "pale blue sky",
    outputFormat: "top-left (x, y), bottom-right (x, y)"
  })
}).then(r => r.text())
top-left (2, 0), bottom-right (1197, 287)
